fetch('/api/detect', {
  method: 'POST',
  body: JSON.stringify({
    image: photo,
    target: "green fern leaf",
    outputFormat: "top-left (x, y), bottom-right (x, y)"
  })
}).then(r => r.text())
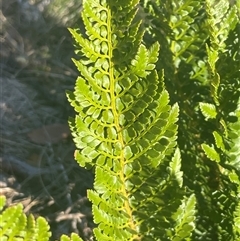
top-left (71, 233), bottom-right (84, 241)
top-left (228, 98), bottom-right (240, 169)
top-left (164, 0), bottom-right (209, 77)
top-left (220, 118), bottom-right (229, 138)
top-left (60, 235), bottom-right (71, 241)
top-left (213, 131), bottom-right (226, 152)
top-left (7, 211), bottom-right (26, 240)
top-left (140, 0), bottom-right (240, 240)
top-left (206, 45), bottom-right (221, 105)
top-left (68, 0), bottom-right (182, 239)
top-left (0, 198), bottom-right (51, 241)
top-left (201, 143), bottom-right (220, 162)
top-left (172, 194), bottom-right (196, 241)
top-left (206, 0), bottom-right (238, 51)
top-left (24, 214), bottom-right (37, 241)
top-left (205, 0), bottom-right (239, 106)
top-left (0, 203), bottom-right (24, 238)
top-left (228, 171), bottom-right (240, 232)
top-left (60, 233), bottom-right (84, 241)
top-left (0, 196), bottom-right (6, 212)
top-left (35, 217), bottom-right (51, 241)
top-left (227, 100), bottom-right (240, 239)
top-left (199, 102), bottom-right (217, 120)
top-left (0, 195), bottom-right (86, 241)
top-left (234, 202), bottom-right (240, 234)
top-left (131, 42), bottom-right (160, 77)
top-left (169, 148), bottom-right (183, 187)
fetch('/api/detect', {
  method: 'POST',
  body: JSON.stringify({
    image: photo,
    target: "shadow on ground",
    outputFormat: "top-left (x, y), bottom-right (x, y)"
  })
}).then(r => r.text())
top-left (0, 0), bottom-right (94, 240)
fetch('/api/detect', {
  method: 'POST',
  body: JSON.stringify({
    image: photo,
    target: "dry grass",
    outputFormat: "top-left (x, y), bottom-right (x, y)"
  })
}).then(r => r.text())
top-left (0, 0), bottom-right (94, 240)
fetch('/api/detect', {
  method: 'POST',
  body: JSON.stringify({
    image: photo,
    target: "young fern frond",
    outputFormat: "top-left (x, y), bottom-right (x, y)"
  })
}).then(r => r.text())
top-left (0, 195), bottom-right (85, 241)
top-left (0, 196), bottom-right (54, 241)
top-left (67, 0), bottom-right (193, 240)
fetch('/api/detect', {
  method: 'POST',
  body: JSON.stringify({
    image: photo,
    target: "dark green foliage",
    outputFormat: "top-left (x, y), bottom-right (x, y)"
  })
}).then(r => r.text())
top-left (140, 0), bottom-right (240, 240)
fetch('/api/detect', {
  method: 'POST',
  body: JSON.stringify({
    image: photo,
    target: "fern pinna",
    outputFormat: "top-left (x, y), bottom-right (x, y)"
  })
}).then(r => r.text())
top-left (67, 0), bottom-right (195, 240)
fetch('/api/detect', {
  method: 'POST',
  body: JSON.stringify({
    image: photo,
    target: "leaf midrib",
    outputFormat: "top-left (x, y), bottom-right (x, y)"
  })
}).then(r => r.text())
top-left (107, 6), bottom-right (139, 239)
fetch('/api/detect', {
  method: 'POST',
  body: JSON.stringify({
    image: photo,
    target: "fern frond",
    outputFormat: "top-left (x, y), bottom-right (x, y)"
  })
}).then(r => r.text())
top-left (171, 194), bottom-right (196, 241)
top-left (138, 0), bottom-right (240, 240)
top-left (168, 0), bottom-right (207, 62)
top-left (0, 196), bottom-right (84, 241)
top-left (206, 0), bottom-right (239, 105)
top-left (24, 214), bottom-right (38, 241)
top-left (36, 217), bottom-right (51, 241)
top-left (0, 202), bottom-right (26, 239)
top-left (228, 99), bottom-right (240, 170)
top-left (0, 196), bottom-right (52, 241)
top-left (234, 201), bottom-right (240, 236)
top-left (67, 0), bottom-right (188, 239)
top-left (199, 49), bottom-right (240, 240)
top-left (206, 0), bottom-right (238, 51)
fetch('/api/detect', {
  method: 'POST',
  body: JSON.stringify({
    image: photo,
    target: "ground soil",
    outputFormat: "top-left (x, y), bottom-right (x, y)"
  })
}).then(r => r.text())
top-left (1, 0), bottom-right (94, 240)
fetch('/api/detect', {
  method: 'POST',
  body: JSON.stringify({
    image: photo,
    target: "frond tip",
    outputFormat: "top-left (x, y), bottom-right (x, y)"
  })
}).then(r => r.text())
top-left (172, 194), bottom-right (196, 241)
